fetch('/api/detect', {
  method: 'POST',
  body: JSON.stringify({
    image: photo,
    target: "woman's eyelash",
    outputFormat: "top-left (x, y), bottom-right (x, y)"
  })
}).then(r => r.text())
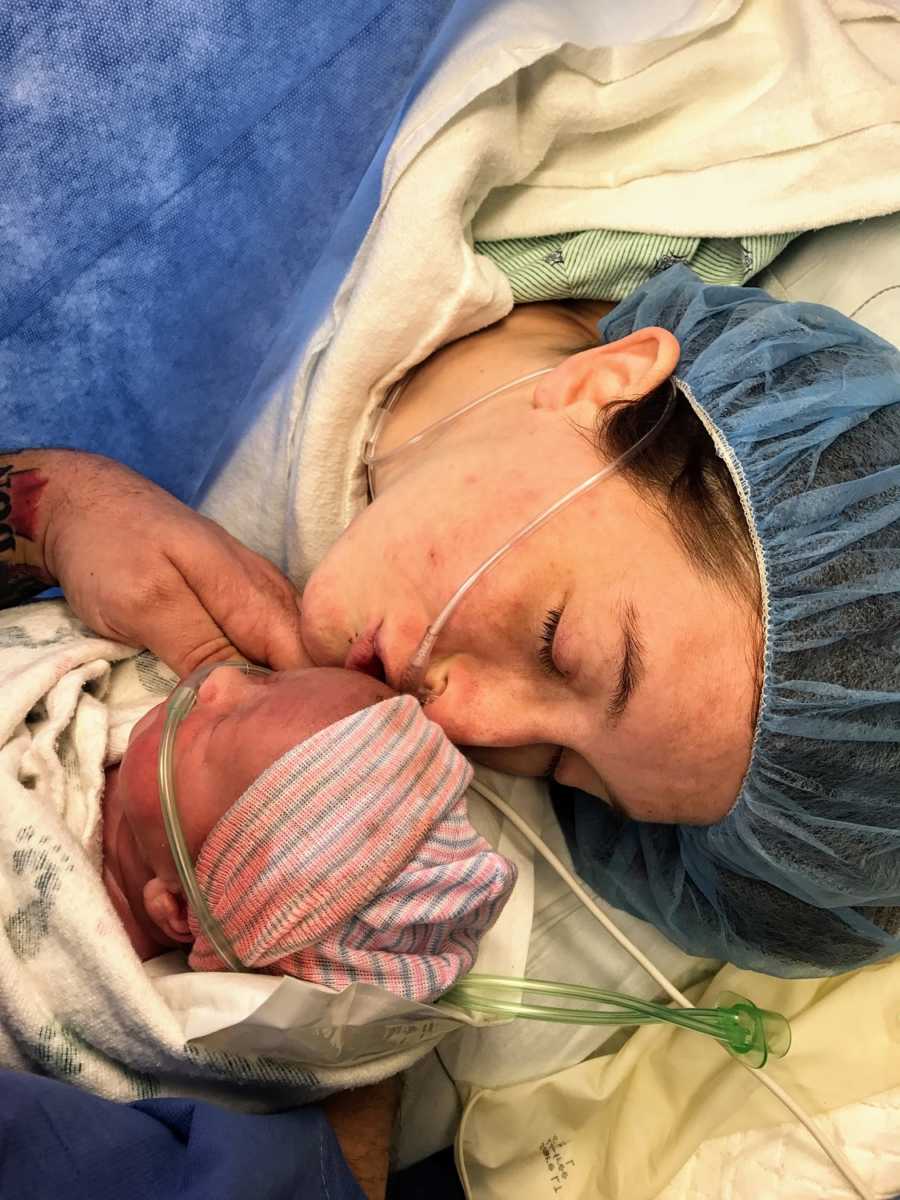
top-left (538, 607), bottom-right (564, 677)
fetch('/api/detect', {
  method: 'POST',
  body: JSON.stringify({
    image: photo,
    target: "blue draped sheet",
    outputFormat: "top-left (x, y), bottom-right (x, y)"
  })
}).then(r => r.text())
top-left (0, 1069), bottom-right (363, 1200)
top-left (1, 0), bottom-right (462, 502)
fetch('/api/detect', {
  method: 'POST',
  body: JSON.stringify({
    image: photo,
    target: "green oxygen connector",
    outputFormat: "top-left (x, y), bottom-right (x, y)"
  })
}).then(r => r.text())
top-left (441, 975), bottom-right (791, 1069)
top-left (715, 990), bottom-right (792, 1068)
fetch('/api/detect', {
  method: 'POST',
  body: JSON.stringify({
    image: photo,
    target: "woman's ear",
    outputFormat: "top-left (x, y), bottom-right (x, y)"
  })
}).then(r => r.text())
top-left (142, 877), bottom-right (193, 944)
top-left (533, 326), bottom-right (680, 413)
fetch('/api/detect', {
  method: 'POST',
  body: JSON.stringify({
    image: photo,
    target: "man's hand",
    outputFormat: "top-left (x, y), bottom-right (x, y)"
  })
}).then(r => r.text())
top-left (2, 448), bottom-right (311, 676)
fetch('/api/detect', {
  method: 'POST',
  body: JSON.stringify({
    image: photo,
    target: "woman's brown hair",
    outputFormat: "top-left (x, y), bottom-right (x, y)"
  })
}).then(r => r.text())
top-left (598, 378), bottom-right (761, 609)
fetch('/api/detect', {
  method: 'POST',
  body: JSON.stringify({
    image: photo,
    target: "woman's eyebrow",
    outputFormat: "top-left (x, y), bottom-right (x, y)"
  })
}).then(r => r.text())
top-left (607, 600), bottom-right (645, 724)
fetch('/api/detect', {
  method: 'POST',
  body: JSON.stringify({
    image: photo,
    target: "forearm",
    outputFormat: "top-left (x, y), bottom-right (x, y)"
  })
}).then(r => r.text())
top-left (0, 449), bottom-right (58, 607)
top-left (323, 1078), bottom-right (402, 1200)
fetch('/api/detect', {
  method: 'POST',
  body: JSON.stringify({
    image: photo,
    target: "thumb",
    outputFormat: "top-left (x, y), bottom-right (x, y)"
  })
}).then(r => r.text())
top-left (176, 537), bottom-right (312, 671)
top-left (131, 598), bottom-right (244, 678)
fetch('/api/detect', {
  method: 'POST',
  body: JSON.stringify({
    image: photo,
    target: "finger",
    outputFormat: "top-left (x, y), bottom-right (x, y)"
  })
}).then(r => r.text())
top-left (130, 604), bottom-right (237, 679)
top-left (100, 558), bottom-right (245, 678)
top-left (175, 534), bottom-right (312, 671)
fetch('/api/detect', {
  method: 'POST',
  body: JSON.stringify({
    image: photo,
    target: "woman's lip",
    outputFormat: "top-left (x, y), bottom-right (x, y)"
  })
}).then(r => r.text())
top-left (343, 621), bottom-right (385, 678)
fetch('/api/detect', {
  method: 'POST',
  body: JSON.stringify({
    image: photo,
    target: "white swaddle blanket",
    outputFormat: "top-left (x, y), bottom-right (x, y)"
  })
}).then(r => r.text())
top-left (0, 601), bottom-right (187, 1100)
top-left (0, 600), bottom-right (710, 1137)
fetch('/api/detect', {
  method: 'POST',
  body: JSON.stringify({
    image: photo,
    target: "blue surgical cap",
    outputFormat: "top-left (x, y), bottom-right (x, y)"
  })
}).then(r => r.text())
top-left (553, 265), bottom-right (900, 976)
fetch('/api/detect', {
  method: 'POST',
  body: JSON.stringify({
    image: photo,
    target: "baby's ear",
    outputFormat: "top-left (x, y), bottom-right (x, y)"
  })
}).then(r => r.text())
top-left (142, 877), bottom-right (193, 944)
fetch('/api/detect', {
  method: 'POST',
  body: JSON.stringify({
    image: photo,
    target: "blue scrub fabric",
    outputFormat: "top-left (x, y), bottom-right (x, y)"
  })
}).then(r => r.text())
top-left (2, 1), bottom-right (458, 503)
top-left (0, 1069), bottom-right (363, 1200)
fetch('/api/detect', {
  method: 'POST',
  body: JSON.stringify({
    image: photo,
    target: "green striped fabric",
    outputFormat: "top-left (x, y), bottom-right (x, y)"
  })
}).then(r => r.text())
top-left (474, 229), bottom-right (799, 304)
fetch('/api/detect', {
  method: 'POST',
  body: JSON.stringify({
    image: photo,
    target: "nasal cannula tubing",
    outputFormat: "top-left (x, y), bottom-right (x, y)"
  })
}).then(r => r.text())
top-left (466, 776), bottom-right (878, 1200)
top-left (364, 366), bottom-right (556, 477)
top-left (364, 369), bottom-right (677, 700)
top-left (158, 661), bottom-right (263, 973)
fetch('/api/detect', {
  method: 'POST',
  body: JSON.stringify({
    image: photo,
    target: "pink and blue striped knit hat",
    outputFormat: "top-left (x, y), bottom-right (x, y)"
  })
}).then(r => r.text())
top-left (188, 695), bottom-right (516, 1002)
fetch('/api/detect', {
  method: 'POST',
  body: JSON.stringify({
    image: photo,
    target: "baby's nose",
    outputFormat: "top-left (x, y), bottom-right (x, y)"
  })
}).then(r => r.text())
top-left (196, 664), bottom-right (267, 709)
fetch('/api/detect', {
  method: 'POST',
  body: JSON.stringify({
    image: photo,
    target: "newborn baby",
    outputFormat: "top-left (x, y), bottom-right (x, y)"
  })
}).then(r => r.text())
top-left (0, 599), bottom-right (514, 1100)
top-left (102, 664), bottom-right (515, 1000)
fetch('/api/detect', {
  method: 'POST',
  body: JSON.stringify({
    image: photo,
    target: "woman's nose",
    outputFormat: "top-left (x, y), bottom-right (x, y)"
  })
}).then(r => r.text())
top-left (420, 653), bottom-right (539, 748)
top-left (420, 652), bottom-right (452, 704)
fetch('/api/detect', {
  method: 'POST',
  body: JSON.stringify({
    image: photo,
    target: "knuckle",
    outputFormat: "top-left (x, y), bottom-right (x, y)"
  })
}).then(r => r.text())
top-left (177, 636), bottom-right (235, 676)
top-left (127, 573), bottom-right (177, 613)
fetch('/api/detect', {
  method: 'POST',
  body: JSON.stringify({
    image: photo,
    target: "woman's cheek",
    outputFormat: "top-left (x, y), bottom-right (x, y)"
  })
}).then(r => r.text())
top-left (421, 665), bottom-right (510, 745)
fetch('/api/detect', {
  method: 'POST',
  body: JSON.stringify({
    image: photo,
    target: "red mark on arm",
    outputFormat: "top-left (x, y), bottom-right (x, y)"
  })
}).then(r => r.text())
top-left (8, 468), bottom-right (46, 542)
top-left (0, 461), bottom-right (52, 604)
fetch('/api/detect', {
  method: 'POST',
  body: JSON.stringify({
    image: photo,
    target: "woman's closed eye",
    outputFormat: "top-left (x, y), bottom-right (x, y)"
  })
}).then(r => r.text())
top-left (538, 606), bottom-right (564, 678)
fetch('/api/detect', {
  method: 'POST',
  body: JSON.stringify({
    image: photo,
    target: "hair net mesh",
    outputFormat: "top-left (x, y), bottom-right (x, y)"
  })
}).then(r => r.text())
top-left (553, 265), bottom-right (900, 976)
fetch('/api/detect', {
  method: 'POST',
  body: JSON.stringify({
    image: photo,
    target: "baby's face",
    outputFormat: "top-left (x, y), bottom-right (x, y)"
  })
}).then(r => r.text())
top-left (118, 667), bottom-right (397, 887)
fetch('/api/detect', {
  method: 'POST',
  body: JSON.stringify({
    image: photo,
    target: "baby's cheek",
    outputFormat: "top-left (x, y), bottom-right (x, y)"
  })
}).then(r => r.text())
top-left (117, 712), bottom-right (172, 864)
top-left (171, 726), bottom-right (247, 856)
top-left (120, 706), bottom-right (165, 796)
top-left (125, 701), bottom-right (166, 751)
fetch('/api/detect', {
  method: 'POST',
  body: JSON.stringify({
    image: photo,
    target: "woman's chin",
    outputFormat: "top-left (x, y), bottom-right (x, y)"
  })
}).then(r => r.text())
top-left (463, 743), bottom-right (561, 778)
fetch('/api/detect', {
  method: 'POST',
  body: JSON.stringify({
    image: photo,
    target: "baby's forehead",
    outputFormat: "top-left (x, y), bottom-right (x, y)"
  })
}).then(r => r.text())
top-left (267, 666), bottom-right (397, 722)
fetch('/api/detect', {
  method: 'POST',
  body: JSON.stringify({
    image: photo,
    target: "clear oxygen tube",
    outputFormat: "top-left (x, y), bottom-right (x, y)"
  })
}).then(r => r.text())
top-left (363, 368), bottom-right (677, 700)
top-left (156, 660), bottom-right (273, 972)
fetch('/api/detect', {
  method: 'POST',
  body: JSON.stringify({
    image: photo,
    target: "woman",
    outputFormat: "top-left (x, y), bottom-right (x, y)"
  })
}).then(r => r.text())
top-left (298, 265), bottom-right (900, 976)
